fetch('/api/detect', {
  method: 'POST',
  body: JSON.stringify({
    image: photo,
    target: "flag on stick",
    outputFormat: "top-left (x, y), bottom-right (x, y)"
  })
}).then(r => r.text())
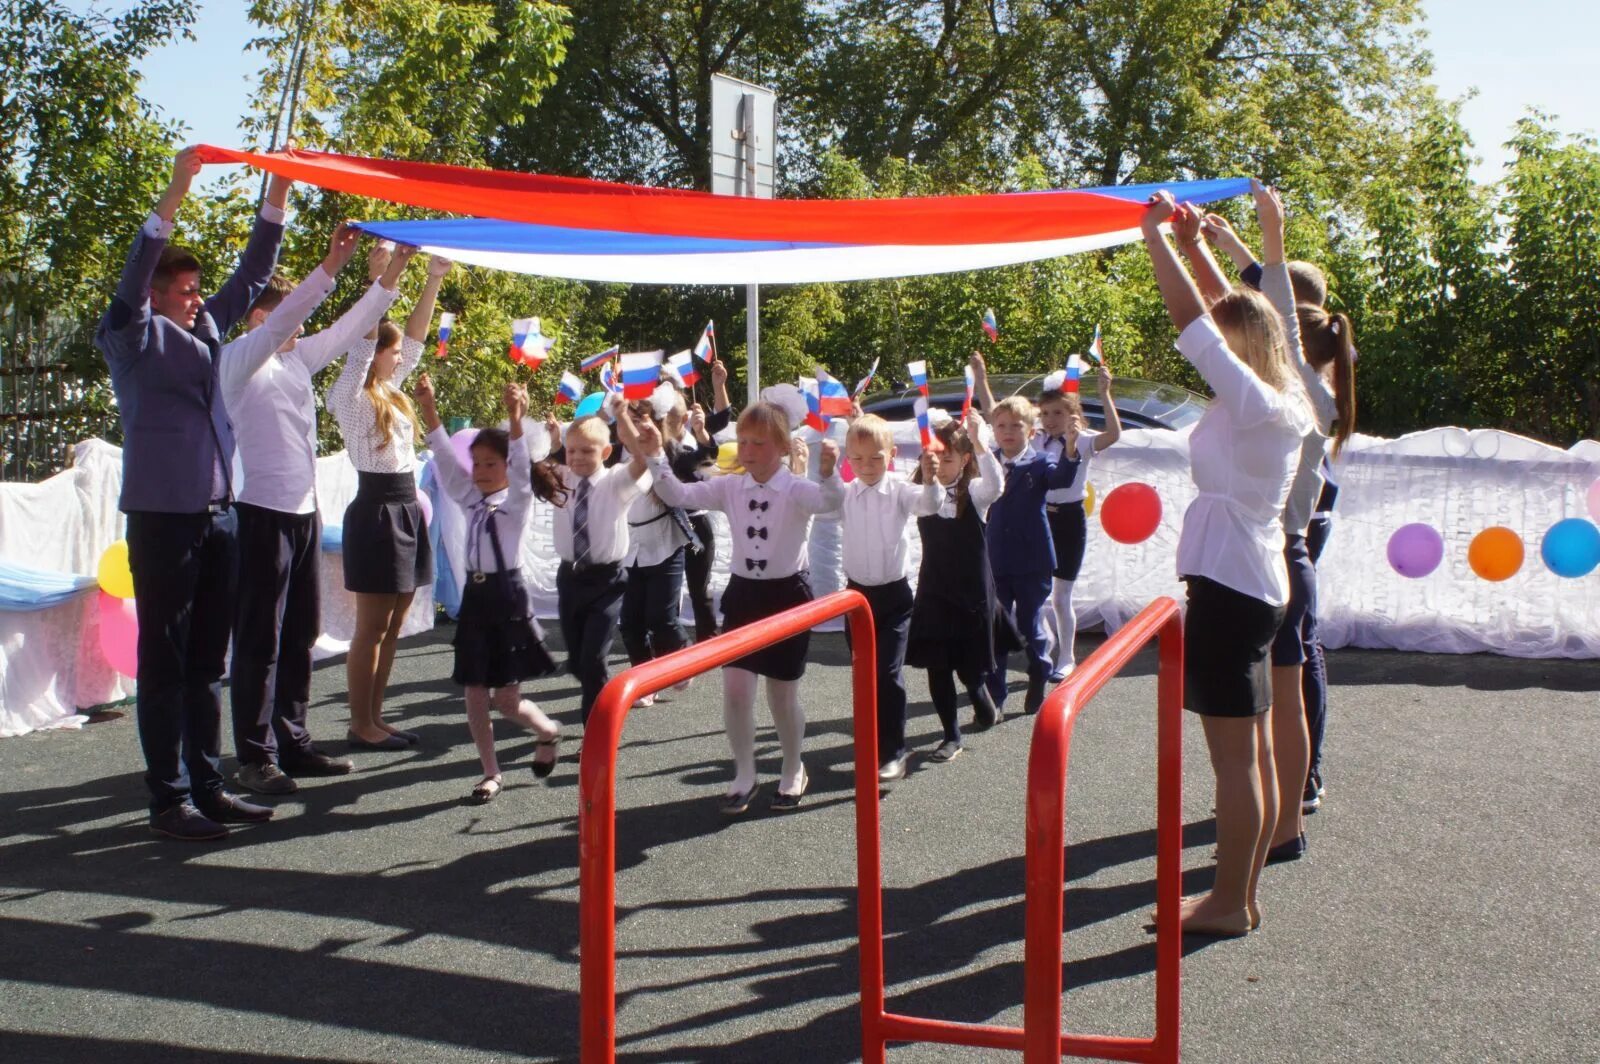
top-left (962, 365), bottom-right (974, 421)
top-left (599, 360), bottom-right (621, 395)
top-left (981, 308), bottom-right (1000, 342)
top-left (853, 357), bottom-right (880, 398)
top-left (434, 312), bottom-right (454, 359)
top-left (693, 320), bottom-right (716, 362)
top-left (508, 316), bottom-right (554, 370)
top-left (555, 371), bottom-right (584, 406)
top-left (1064, 354), bottom-right (1086, 393)
top-left (1088, 325), bottom-right (1104, 364)
top-left (619, 349), bottom-right (665, 399)
top-left (799, 377), bottom-right (827, 432)
top-left (580, 344), bottom-right (619, 373)
top-left (914, 396), bottom-right (942, 452)
top-left (906, 360), bottom-right (928, 396)
top-left (815, 368), bottom-right (852, 417)
top-left (666, 350), bottom-right (699, 388)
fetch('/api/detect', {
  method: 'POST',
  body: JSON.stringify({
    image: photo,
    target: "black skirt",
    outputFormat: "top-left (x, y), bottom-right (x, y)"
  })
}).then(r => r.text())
top-left (342, 471), bottom-right (434, 594)
top-left (719, 572), bottom-right (813, 681)
top-left (452, 569), bottom-right (557, 688)
top-left (905, 504), bottom-right (1022, 675)
top-left (1182, 575), bottom-right (1286, 717)
top-left (1046, 501), bottom-right (1088, 581)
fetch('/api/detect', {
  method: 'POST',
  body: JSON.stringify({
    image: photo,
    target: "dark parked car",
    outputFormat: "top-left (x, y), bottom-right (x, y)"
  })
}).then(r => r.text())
top-left (859, 372), bottom-right (1209, 431)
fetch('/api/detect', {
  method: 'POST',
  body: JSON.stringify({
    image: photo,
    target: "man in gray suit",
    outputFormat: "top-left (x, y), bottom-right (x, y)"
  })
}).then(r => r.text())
top-left (97, 147), bottom-right (311, 839)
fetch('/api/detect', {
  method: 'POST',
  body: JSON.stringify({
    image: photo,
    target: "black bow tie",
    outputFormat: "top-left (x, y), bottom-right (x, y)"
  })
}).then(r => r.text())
top-left (745, 558), bottom-right (768, 572)
top-left (746, 526), bottom-right (768, 540)
top-left (748, 499), bottom-right (769, 512)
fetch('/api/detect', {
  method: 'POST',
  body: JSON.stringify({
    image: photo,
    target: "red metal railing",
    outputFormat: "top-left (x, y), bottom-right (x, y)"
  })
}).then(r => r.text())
top-left (578, 590), bottom-right (879, 1064)
top-left (863, 596), bottom-right (1185, 1063)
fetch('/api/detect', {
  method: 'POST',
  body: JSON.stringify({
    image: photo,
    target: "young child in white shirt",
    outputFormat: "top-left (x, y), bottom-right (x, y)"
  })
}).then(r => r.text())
top-left (417, 377), bottom-right (562, 803)
top-left (639, 402), bottom-right (844, 814)
top-left (541, 402), bottom-right (653, 725)
top-left (837, 411), bottom-right (939, 782)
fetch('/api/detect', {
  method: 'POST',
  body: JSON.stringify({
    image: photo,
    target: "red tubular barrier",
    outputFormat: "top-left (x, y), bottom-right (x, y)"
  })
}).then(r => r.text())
top-left (578, 590), bottom-right (879, 1064)
top-left (1022, 597), bottom-right (1185, 1064)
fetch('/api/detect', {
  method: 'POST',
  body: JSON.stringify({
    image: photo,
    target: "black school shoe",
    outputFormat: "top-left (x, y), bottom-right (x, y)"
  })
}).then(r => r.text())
top-left (149, 802), bottom-right (229, 841)
top-left (281, 747), bottom-right (355, 777)
top-left (969, 687), bottom-right (1001, 731)
top-left (1023, 672), bottom-right (1047, 715)
top-left (196, 790), bottom-right (274, 823)
top-left (1265, 832), bottom-right (1308, 864)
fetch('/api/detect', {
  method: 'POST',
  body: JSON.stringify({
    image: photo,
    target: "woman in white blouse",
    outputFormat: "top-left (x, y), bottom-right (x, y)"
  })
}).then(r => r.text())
top-left (328, 246), bottom-right (450, 749)
top-left (1142, 188), bottom-right (1313, 937)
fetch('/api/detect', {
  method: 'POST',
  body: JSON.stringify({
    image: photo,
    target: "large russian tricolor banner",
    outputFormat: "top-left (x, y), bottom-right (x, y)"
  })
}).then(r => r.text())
top-left (193, 146), bottom-right (1251, 286)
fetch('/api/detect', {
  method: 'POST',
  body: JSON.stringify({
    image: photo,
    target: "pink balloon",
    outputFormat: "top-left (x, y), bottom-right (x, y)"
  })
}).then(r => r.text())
top-left (1588, 478), bottom-right (1600, 524)
top-left (839, 458), bottom-right (855, 484)
top-left (449, 427), bottom-right (480, 472)
top-left (97, 590), bottom-right (138, 678)
top-left (416, 486), bottom-right (434, 527)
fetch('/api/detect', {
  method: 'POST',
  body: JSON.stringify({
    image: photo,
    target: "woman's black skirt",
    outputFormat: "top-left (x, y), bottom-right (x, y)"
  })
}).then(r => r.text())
top-left (1046, 501), bottom-right (1088, 581)
top-left (719, 571), bottom-right (813, 681)
top-left (342, 471), bottom-right (433, 594)
top-left (452, 569), bottom-right (557, 688)
top-left (1182, 575), bottom-right (1286, 718)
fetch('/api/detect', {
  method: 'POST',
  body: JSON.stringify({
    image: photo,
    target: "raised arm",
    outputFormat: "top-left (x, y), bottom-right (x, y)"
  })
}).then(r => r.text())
top-left (1093, 362), bottom-right (1121, 451)
top-left (205, 169), bottom-right (290, 335)
top-left (1174, 203), bottom-right (1232, 306)
top-left (710, 358), bottom-right (732, 415)
top-left (417, 373), bottom-right (475, 508)
top-left (969, 351), bottom-right (998, 414)
top-left (968, 446), bottom-right (1006, 515)
top-left (610, 402), bottom-right (656, 489)
top-left (1141, 192), bottom-right (1206, 334)
top-left (405, 256), bottom-right (451, 343)
top-left (790, 440), bottom-right (844, 513)
top-left (97, 149), bottom-right (204, 364)
top-left (1201, 211), bottom-right (1261, 279)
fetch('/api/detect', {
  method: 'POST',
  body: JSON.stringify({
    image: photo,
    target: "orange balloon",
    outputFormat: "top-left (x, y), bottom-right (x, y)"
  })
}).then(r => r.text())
top-left (1467, 526), bottom-right (1524, 582)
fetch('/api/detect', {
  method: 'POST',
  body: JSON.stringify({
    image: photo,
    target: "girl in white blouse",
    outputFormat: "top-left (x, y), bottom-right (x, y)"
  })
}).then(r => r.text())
top-left (416, 377), bottom-right (561, 801)
top-left (638, 403), bottom-right (843, 814)
top-left (1142, 188), bottom-right (1313, 938)
top-left (328, 246), bottom-right (450, 749)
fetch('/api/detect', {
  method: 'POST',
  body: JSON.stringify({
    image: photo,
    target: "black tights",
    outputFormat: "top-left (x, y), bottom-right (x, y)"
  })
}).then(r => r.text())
top-left (926, 664), bottom-right (993, 743)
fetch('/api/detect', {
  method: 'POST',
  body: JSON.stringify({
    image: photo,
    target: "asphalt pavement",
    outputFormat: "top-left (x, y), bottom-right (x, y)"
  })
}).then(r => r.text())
top-left (1, 624), bottom-right (1596, 1063)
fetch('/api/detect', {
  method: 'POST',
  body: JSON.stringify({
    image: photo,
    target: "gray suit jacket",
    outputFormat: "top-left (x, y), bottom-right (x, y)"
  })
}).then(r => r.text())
top-left (96, 211), bottom-right (285, 514)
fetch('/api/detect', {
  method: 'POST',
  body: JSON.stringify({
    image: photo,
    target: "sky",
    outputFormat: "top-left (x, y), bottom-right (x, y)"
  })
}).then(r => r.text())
top-left (93, 0), bottom-right (1600, 189)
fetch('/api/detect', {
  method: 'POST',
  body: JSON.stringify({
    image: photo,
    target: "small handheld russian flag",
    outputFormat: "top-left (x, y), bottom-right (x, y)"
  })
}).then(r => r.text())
top-left (1088, 325), bottom-right (1104, 364)
top-left (914, 396), bottom-right (942, 453)
top-left (853, 357), bottom-right (880, 398)
top-left (693, 320), bottom-right (716, 362)
top-left (619, 349), bottom-right (665, 399)
top-left (799, 377), bottom-right (826, 432)
top-left (981, 308), bottom-right (1000, 342)
top-left (555, 371), bottom-right (584, 406)
top-left (906, 360), bottom-right (928, 396)
top-left (1064, 355), bottom-right (1086, 393)
top-left (816, 368), bottom-right (852, 418)
top-left (580, 344), bottom-right (619, 374)
top-left (962, 365), bottom-right (974, 421)
top-left (666, 350), bottom-right (699, 388)
top-left (434, 312), bottom-right (455, 360)
top-left (599, 360), bottom-right (619, 395)
top-left (509, 316), bottom-right (554, 370)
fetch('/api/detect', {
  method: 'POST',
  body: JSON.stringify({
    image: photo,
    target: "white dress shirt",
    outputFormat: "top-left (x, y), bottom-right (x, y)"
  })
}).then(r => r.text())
top-left (1262, 263), bottom-right (1335, 536)
top-left (551, 463), bottom-right (651, 566)
top-left (1175, 315), bottom-right (1314, 606)
top-left (147, 203), bottom-right (288, 502)
top-left (921, 448), bottom-right (1007, 520)
top-left (330, 335), bottom-right (426, 473)
top-left (221, 274), bottom-right (398, 514)
top-left (624, 488), bottom-right (692, 569)
top-left (838, 472), bottom-right (939, 586)
top-left (426, 427), bottom-right (532, 572)
top-left (651, 462), bottom-right (845, 580)
top-left (1039, 431), bottom-right (1098, 504)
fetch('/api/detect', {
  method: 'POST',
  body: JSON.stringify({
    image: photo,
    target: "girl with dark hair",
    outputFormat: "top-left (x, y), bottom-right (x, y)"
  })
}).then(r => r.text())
top-left (416, 376), bottom-right (560, 803)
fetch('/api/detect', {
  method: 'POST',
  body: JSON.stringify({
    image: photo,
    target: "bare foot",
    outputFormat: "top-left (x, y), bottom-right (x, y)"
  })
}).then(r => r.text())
top-left (1176, 892), bottom-right (1252, 937)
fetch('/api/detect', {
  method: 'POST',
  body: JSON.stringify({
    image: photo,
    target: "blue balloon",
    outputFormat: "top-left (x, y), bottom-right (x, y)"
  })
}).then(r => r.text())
top-left (573, 392), bottom-right (606, 419)
top-left (1539, 518), bottom-right (1600, 579)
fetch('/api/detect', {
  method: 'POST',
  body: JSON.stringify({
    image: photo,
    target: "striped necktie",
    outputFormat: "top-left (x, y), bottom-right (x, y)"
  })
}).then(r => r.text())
top-left (573, 477), bottom-right (592, 566)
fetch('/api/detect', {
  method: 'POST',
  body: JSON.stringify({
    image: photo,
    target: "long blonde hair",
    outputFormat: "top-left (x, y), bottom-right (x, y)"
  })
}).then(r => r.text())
top-left (1211, 289), bottom-right (1294, 392)
top-left (364, 321), bottom-right (420, 447)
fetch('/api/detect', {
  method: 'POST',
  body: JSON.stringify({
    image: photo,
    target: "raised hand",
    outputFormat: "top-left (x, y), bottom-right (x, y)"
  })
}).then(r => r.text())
top-left (544, 410), bottom-right (562, 447)
top-left (849, 398), bottom-right (864, 422)
top-left (711, 359), bottom-right (728, 388)
top-left (1251, 178), bottom-right (1286, 264)
top-left (790, 436), bottom-right (808, 476)
top-left (919, 447), bottom-right (937, 482)
top-left (963, 408), bottom-right (985, 440)
top-left (378, 243), bottom-right (418, 289)
top-left (968, 349), bottom-right (988, 379)
top-left (1096, 361), bottom-right (1113, 393)
top-left (504, 381), bottom-right (527, 424)
top-left (1171, 202), bottom-right (1203, 247)
top-left (818, 438), bottom-right (839, 478)
top-left (367, 240), bottom-right (393, 281)
top-left (414, 372), bottom-right (441, 431)
top-left (426, 255), bottom-right (454, 280)
top-left (1142, 190), bottom-right (1178, 229)
top-left (687, 403), bottom-right (708, 442)
top-left (633, 416), bottom-right (663, 457)
top-left (170, 146), bottom-right (203, 193)
top-left (1201, 212), bottom-right (1238, 245)
top-left (322, 222), bottom-right (362, 273)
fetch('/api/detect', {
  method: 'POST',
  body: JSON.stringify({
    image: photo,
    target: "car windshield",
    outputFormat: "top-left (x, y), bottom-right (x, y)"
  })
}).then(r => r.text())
top-left (859, 373), bottom-right (1208, 431)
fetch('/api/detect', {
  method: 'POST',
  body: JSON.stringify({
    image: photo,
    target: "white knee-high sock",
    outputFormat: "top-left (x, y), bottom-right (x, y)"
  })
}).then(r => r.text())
top-left (722, 667), bottom-right (759, 794)
top-left (1051, 578), bottom-right (1078, 671)
top-left (765, 677), bottom-right (807, 794)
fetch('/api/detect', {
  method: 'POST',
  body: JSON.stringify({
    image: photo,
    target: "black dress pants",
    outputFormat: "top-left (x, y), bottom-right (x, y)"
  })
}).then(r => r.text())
top-left (621, 548), bottom-right (689, 667)
top-left (557, 561), bottom-right (627, 723)
top-left (846, 578), bottom-right (914, 765)
top-left (230, 503), bottom-right (321, 766)
top-left (684, 514), bottom-right (718, 641)
top-left (125, 507), bottom-right (237, 813)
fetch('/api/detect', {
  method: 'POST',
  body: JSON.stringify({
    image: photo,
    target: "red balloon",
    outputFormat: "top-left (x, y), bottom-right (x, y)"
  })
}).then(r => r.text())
top-left (1099, 482), bottom-right (1162, 544)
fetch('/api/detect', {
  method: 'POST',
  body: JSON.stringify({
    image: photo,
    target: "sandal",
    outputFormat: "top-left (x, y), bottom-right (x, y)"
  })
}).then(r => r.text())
top-left (531, 735), bottom-right (560, 779)
top-left (469, 775), bottom-right (503, 804)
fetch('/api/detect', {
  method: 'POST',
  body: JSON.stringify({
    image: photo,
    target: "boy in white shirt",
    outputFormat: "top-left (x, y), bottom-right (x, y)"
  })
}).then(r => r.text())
top-left (837, 412), bottom-right (939, 781)
top-left (221, 229), bottom-right (415, 797)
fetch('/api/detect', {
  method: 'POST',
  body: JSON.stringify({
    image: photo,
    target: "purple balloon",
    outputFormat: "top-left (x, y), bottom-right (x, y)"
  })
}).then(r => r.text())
top-left (1387, 522), bottom-right (1444, 579)
top-left (449, 427), bottom-right (480, 472)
